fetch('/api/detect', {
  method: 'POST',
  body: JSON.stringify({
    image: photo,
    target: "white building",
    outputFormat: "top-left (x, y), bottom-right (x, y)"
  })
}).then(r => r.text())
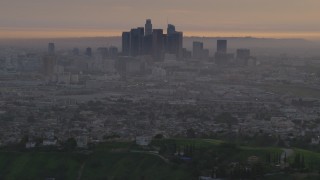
top-left (135, 136), bottom-right (152, 146)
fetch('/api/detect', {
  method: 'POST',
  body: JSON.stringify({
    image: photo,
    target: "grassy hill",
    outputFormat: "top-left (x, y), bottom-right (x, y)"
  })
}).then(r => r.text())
top-left (0, 139), bottom-right (319, 180)
top-left (0, 152), bottom-right (84, 180)
top-left (81, 152), bottom-right (191, 180)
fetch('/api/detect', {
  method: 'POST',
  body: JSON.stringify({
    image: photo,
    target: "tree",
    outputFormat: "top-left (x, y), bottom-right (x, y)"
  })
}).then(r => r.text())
top-left (301, 155), bottom-right (305, 169)
top-left (64, 138), bottom-right (77, 151)
top-left (154, 134), bottom-right (163, 139)
top-left (284, 152), bottom-right (287, 164)
top-left (186, 128), bottom-right (196, 138)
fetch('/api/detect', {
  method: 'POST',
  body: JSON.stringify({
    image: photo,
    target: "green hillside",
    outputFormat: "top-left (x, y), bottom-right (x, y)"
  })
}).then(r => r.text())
top-left (0, 139), bottom-right (319, 180)
top-left (0, 152), bottom-right (84, 180)
top-left (81, 152), bottom-right (191, 180)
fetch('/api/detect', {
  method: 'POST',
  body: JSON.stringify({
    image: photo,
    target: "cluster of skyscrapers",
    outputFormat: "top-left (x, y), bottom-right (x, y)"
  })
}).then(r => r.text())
top-left (122, 19), bottom-right (183, 61)
top-left (42, 20), bottom-right (253, 78)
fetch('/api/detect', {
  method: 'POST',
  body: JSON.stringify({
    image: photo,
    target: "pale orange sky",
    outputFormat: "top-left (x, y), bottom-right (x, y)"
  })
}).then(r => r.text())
top-left (1, 28), bottom-right (320, 40)
top-left (1, 0), bottom-right (320, 39)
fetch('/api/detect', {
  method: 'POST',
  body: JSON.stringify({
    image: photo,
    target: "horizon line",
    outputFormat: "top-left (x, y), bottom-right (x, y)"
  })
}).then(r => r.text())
top-left (1, 28), bottom-right (320, 41)
top-left (0, 35), bottom-right (311, 41)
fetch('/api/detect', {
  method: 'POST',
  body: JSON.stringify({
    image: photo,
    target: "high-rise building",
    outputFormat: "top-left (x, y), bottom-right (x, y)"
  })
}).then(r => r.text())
top-left (44, 42), bottom-right (56, 77)
top-left (203, 49), bottom-right (209, 59)
top-left (43, 55), bottom-right (56, 76)
top-left (145, 19), bottom-right (153, 36)
top-left (85, 47), bottom-right (92, 57)
top-left (122, 32), bottom-right (130, 56)
top-left (236, 49), bottom-right (251, 65)
top-left (167, 32), bottom-right (183, 59)
top-left (193, 41), bottom-right (204, 59)
top-left (130, 27), bottom-right (144, 56)
top-left (215, 40), bottom-right (228, 65)
top-left (143, 34), bottom-right (153, 55)
top-left (48, 43), bottom-right (55, 55)
top-left (152, 29), bottom-right (164, 61)
top-left (217, 40), bottom-right (227, 53)
top-left (182, 48), bottom-right (192, 59)
top-left (167, 24), bottom-right (176, 35)
top-left (121, 20), bottom-right (184, 61)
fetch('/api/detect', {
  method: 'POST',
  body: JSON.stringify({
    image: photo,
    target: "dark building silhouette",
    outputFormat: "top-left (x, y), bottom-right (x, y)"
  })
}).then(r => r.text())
top-left (130, 27), bottom-right (144, 57)
top-left (152, 29), bottom-right (164, 61)
top-left (121, 20), bottom-right (184, 61)
top-left (217, 40), bottom-right (227, 53)
top-left (122, 32), bottom-right (130, 56)
top-left (167, 24), bottom-right (176, 35)
top-left (193, 41), bottom-right (204, 59)
top-left (43, 55), bottom-right (56, 76)
top-left (167, 32), bottom-right (183, 59)
top-left (236, 48), bottom-right (251, 65)
top-left (143, 34), bottom-right (153, 55)
top-left (85, 47), bottom-right (92, 57)
top-left (183, 48), bottom-right (192, 59)
top-left (145, 19), bottom-right (152, 36)
top-left (203, 49), bottom-right (209, 59)
top-left (215, 40), bottom-right (229, 65)
top-left (193, 41), bottom-right (209, 60)
top-left (48, 43), bottom-right (55, 55)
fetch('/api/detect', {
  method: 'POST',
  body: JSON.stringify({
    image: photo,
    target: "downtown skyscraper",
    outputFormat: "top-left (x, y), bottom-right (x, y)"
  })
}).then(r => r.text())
top-left (121, 19), bottom-right (183, 61)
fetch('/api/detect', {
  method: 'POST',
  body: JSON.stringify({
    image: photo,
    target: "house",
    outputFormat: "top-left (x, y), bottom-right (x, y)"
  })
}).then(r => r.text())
top-left (25, 141), bottom-right (36, 149)
top-left (76, 136), bottom-right (88, 148)
top-left (311, 136), bottom-right (320, 145)
top-left (135, 136), bottom-right (152, 146)
top-left (42, 130), bottom-right (57, 146)
top-left (43, 139), bottom-right (57, 146)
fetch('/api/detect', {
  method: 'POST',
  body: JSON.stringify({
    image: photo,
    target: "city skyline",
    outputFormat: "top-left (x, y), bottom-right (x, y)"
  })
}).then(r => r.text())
top-left (1, 0), bottom-right (320, 40)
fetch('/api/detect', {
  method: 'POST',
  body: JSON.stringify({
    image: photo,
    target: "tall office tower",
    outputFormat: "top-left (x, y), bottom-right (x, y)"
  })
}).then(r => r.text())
top-left (152, 29), bottom-right (165, 61)
top-left (85, 47), bottom-right (92, 57)
top-left (122, 32), bottom-right (131, 56)
top-left (193, 41), bottom-right (204, 59)
top-left (183, 48), bottom-right (192, 59)
top-left (145, 19), bottom-right (153, 36)
top-left (167, 32), bottom-right (183, 59)
top-left (130, 27), bottom-right (144, 56)
top-left (215, 40), bottom-right (228, 65)
top-left (143, 34), bottom-right (153, 55)
top-left (43, 55), bottom-right (56, 76)
top-left (48, 43), bottom-right (55, 55)
top-left (163, 34), bottom-right (168, 53)
top-left (217, 40), bottom-right (227, 53)
top-left (167, 24), bottom-right (176, 35)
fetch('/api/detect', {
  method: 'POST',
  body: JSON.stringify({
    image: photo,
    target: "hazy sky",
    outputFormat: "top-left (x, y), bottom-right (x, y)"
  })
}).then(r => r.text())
top-left (1, 0), bottom-right (320, 39)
